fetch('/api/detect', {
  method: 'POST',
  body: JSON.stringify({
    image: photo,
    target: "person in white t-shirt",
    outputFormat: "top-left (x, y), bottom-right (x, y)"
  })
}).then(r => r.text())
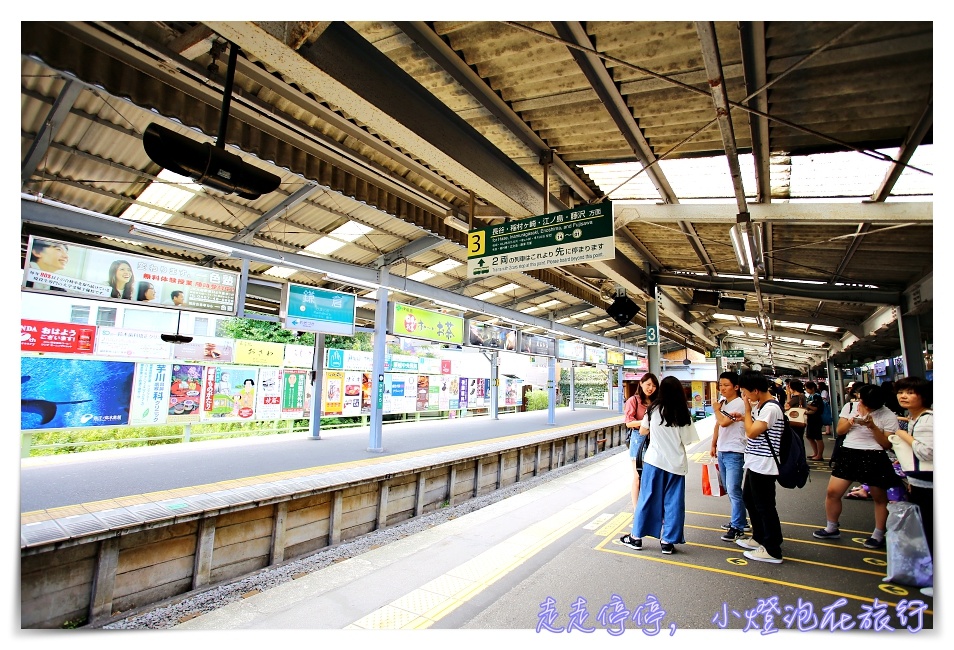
top-left (812, 383), bottom-right (901, 549)
top-left (711, 371), bottom-right (749, 541)
top-left (619, 376), bottom-right (700, 555)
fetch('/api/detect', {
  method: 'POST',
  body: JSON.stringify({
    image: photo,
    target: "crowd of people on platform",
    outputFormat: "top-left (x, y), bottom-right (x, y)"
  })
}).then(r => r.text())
top-left (618, 369), bottom-right (933, 595)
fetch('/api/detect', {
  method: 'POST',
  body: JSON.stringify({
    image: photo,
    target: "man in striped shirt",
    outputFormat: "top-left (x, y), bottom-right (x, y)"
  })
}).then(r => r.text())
top-left (733, 371), bottom-right (785, 564)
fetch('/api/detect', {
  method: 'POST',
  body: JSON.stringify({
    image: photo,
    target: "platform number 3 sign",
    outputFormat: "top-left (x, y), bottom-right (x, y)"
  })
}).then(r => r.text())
top-left (646, 325), bottom-right (658, 346)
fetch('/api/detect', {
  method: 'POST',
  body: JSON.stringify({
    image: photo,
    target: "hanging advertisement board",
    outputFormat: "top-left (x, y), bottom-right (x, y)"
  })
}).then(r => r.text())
top-left (22, 235), bottom-right (240, 315)
top-left (466, 320), bottom-right (516, 350)
top-left (390, 303), bottom-right (464, 345)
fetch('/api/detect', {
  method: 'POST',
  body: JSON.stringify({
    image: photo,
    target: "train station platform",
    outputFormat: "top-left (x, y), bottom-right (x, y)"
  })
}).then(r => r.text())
top-left (18, 408), bottom-right (936, 636)
top-left (169, 427), bottom-right (935, 636)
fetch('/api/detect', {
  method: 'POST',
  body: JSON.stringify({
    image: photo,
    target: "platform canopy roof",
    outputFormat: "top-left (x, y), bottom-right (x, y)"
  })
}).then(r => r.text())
top-left (19, 19), bottom-right (933, 374)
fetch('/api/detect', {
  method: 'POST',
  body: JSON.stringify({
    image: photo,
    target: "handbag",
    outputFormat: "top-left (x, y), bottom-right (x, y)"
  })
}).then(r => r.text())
top-left (786, 407), bottom-right (807, 427)
top-left (701, 460), bottom-right (726, 497)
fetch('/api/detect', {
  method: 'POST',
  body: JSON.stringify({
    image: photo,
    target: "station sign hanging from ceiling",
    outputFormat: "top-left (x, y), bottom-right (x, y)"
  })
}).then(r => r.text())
top-left (466, 200), bottom-right (615, 279)
top-left (21, 235), bottom-right (241, 315)
top-left (281, 282), bottom-right (356, 336)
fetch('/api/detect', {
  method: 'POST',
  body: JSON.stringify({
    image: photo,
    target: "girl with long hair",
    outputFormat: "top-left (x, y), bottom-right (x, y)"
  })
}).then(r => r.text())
top-left (108, 259), bottom-right (134, 300)
top-left (620, 375), bottom-right (699, 554)
top-left (624, 373), bottom-right (659, 507)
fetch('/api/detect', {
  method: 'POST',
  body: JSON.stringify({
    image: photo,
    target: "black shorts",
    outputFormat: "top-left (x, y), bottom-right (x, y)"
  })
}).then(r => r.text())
top-left (831, 447), bottom-right (903, 489)
top-left (805, 422), bottom-right (823, 440)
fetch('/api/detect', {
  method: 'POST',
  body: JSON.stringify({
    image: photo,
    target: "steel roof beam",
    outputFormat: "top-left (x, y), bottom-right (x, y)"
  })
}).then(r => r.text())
top-left (654, 271), bottom-right (902, 306)
top-left (395, 21), bottom-right (596, 206)
top-left (20, 80), bottom-right (82, 186)
top-left (207, 21), bottom-right (559, 219)
top-left (615, 202), bottom-right (932, 224)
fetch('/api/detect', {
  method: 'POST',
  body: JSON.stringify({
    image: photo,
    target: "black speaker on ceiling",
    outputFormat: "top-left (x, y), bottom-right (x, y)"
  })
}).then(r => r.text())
top-left (606, 295), bottom-right (640, 327)
top-left (718, 296), bottom-right (747, 312)
top-left (143, 123), bottom-right (282, 200)
top-left (691, 290), bottom-right (721, 306)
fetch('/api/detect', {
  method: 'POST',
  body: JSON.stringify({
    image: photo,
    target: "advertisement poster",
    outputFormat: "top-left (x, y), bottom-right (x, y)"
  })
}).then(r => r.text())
top-left (174, 336), bottom-right (235, 364)
top-left (21, 319), bottom-right (96, 354)
top-left (438, 375), bottom-right (451, 411)
top-left (360, 372), bottom-right (373, 415)
top-left (691, 380), bottom-right (706, 413)
top-left (557, 339), bottom-right (585, 361)
top-left (466, 321), bottom-right (516, 350)
top-left (428, 379), bottom-right (440, 411)
top-left (202, 366), bottom-right (258, 421)
top-left (416, 375), bottom-right (430, 411)
top-left (518, 332), bottom-right (555, 357)
top-left (584, 345), bottom-right (607, 365)
top-left (129, 362), bottom-right (171, 426)
top-left (447, 374), bottom-right (460, 410)
top-left (94, 326), bottom-right (174, 359)
top-left (341, 371), bottom-right (363, 416)
top-left (282, 370), bottom-right (308, 418)
top-left (256, 368), bottom-right (282, 420)
top-left (392, 373), bottom-right (415, 414)
top-left (21, 357), bottom-right (135, 430)
top-left (467, 377), bottom-right (483, 409)
top-left (458, 377), bottom-right (469, 409)
top-left (322, 370), bottom-right (344, 416)
top-left (283, 343), bottom-right (314, 368)
top-left (391, 302), bottom-right (465, 345)
top-left (235, 339), bottom-right (285, 367)
top-left (22, 235), bottom-right (240, 315)
top-left (168, 364), bottom-right (204, 423)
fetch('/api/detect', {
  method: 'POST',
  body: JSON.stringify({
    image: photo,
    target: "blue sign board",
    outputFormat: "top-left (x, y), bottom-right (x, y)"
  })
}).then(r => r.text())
top-left (282, 283), bottom-right (356, 336)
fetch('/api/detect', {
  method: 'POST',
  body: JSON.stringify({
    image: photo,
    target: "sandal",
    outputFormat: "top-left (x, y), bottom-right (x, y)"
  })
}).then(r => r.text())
top-left (846, 491), bottom-right (871, 500)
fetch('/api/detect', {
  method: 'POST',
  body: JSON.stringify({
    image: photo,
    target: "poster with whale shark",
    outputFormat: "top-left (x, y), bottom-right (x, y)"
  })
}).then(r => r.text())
top-left (21, 357), bottom-right (135, 430)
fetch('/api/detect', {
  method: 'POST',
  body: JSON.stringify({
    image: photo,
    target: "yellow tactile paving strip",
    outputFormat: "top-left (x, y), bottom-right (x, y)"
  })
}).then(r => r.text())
top-left (22, 416), bottom-right (621, 533)
top-left (344, 469), bottom-right (627, 629)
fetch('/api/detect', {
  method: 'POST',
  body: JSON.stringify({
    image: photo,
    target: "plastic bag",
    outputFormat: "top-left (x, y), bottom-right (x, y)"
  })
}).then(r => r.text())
top-left (883, 501), bottom-right (933, 587)
top-left (702, 460), bottom-right (726, 497)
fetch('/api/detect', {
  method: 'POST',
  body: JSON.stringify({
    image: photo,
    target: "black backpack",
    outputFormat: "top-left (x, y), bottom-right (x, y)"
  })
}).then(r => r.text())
top-left (765, 400), bottom-right (811, 489)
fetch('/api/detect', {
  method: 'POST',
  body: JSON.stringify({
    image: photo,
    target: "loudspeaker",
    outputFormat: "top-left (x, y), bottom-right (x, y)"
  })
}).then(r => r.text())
top-left (606, 296), bottom-right (640, 327)
top-left (143, 123), bottom-right (282, 200)
top-left (719, 296), bottom-right (747, 312)
top-left (691, 290), bottom-right (720, 306)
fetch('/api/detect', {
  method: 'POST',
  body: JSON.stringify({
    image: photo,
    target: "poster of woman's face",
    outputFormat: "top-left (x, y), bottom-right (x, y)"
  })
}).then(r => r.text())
top-left (21, 235), bottom-right (241, 315)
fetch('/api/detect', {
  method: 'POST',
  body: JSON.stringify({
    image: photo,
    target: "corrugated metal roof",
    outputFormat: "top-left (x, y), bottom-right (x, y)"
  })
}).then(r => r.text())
top-left (20, 20), bottom-right (934, 371)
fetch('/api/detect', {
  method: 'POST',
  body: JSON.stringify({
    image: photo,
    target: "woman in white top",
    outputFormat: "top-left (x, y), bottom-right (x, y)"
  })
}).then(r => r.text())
top-left (889, 376), bottom-right (933, 562)
top-left (711, 371), bottom-right (748, 540)
top-left (813, 383), bottom-right (901, 549)
top-left (619, 376), bottom-right (700, 555)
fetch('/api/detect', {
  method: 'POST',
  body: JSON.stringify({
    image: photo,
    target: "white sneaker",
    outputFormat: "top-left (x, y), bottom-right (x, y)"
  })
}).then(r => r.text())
top-left (735, 536), bottom-right (760, 550)
top-left (744, 545), bottom-right (784, 564)
top-left (920, 587), bottom-right (933, 597)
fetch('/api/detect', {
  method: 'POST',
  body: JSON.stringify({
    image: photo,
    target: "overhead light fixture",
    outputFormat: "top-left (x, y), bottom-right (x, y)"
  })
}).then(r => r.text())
top-left (729, 217), bottom-right (763, 274)
top-left (129, 223), bottom-right (235, 256)
top-left (444, 215), bottom-right (471, 233)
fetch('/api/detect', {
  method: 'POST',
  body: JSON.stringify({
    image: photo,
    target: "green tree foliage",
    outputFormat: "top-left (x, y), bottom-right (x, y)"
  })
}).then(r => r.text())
top-left (217, 314), bottom-right (372, 350)
top-left (525, 389), bottom-right (550, 411)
